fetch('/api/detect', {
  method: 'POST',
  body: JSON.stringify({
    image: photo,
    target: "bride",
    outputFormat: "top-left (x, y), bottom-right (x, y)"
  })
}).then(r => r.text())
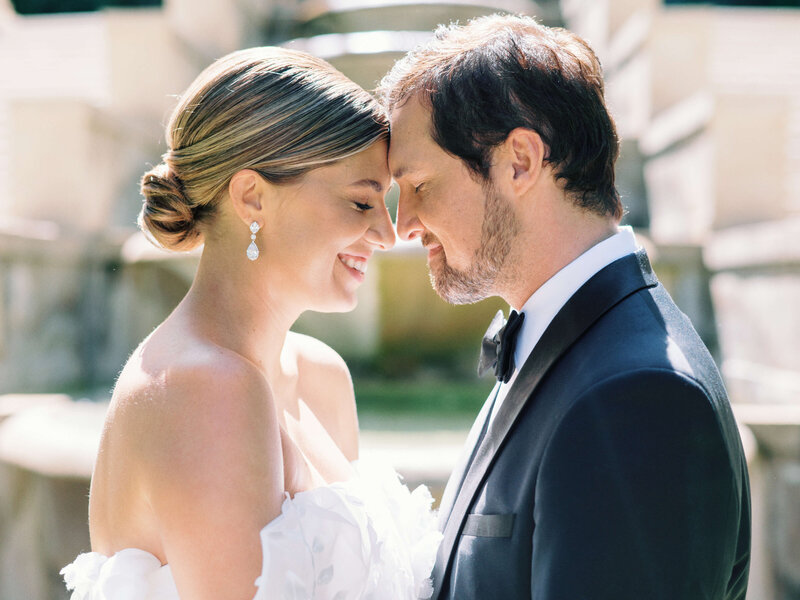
top-left (61, 47), bottom-right (441, 599)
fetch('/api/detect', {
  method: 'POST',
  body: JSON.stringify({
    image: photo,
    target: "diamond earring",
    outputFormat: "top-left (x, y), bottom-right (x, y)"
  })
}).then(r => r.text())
top-left (247, 222), bottom-right (260, 261)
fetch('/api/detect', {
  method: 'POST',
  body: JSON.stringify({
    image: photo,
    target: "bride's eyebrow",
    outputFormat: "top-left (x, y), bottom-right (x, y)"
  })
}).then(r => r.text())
top-left (348, 179), bottom-right (385, 193)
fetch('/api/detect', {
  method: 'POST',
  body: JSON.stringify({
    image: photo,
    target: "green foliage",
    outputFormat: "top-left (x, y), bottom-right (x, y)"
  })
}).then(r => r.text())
top-left (353, 376), bottom-right (494, 417)
top-left (374, 253), bottom-right (506, 377)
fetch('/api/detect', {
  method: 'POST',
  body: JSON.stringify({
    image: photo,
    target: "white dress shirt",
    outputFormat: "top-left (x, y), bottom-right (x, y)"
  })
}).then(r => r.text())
top-left (487, 226), bottom-right (640, 426)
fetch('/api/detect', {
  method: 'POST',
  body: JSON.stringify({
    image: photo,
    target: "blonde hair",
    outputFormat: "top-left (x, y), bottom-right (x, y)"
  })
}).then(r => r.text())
top-left (140, 47), bottom-right (389, 251)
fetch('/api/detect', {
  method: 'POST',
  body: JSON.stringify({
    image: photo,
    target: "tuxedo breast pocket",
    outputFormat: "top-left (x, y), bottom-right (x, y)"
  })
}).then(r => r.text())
top-left (461, 513), bottom-right (515, 538)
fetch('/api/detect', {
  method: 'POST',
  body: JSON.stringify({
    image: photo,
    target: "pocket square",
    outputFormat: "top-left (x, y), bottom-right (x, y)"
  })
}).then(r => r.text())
top-left (461, 513), bottom-right (515, 538)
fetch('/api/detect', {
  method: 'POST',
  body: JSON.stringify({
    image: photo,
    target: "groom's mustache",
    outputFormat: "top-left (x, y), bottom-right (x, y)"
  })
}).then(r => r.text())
top-left (421, 232), bottom-right (441, 249)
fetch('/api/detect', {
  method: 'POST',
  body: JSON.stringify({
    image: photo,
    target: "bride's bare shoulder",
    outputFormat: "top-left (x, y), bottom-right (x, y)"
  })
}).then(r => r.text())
top-left (285, 332), bottom-right (358, 459)
top-left (98, 332), bottom-right (284, 583)
top-left (109, 333), bottom-right (277, 462)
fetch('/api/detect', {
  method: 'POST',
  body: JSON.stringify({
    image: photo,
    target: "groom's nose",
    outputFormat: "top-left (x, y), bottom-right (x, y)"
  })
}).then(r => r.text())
top-left (395, 192), bottom-right (424, 242)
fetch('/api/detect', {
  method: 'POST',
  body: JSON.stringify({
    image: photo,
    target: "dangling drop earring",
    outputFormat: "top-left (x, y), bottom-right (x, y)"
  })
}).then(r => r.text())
top-left (247, 221), bottom-right (260, 261)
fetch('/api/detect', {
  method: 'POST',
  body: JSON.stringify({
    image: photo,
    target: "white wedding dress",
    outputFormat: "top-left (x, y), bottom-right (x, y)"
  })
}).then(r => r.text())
top-left (61, 460), bottom-right (442, 600)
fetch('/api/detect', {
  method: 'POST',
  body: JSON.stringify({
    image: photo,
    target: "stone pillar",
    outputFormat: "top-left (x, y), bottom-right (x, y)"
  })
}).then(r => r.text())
top-left (709, 219), bottom-right (800, 600)
top-left (640, 8), bottom-right (800, 246)
top-left (705, 219), bottom-right (800, 405)
top-left (558, 0), bottom-right (660, 230)
top-left (104, 8), bottom-right (200, 121)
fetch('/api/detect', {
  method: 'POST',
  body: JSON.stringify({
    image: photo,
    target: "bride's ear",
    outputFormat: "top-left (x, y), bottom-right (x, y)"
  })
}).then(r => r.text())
top-left (229, 169), bottom-right (265, 226)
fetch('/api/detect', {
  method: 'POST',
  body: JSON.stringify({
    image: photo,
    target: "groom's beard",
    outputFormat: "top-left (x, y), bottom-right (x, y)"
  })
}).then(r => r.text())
top-left (428, 184), bottom-right (518, 305)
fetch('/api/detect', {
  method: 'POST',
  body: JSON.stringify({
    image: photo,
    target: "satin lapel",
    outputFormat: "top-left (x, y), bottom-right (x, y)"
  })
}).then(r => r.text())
top-left (430, 250), bottom-right (658, 598)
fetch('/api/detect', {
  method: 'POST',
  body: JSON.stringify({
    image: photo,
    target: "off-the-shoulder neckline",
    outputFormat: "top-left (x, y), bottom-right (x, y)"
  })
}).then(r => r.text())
top-left (83, 467), bottom-right (368, 565)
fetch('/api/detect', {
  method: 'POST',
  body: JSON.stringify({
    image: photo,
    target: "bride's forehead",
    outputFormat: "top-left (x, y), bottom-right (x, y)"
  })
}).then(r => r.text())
top-left (309, 148), bottom-right (390, 188)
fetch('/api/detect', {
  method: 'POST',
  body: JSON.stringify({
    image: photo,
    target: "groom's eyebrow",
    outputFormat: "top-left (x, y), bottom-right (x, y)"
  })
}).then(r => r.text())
top-left (349, 179), bottom-right (385, 193)
top-left (392, 166), bottom-right (422, 181)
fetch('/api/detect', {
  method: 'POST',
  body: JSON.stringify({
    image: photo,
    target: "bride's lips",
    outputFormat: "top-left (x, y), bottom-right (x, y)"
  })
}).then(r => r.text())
top-left (338, 253), bottom-right (369, 282)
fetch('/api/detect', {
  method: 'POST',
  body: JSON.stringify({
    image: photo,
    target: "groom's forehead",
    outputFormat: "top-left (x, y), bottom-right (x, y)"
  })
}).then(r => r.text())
top-left (388, 97), bottom-right (436, 172)
top-left (390, 93), bottom-right (435, 133)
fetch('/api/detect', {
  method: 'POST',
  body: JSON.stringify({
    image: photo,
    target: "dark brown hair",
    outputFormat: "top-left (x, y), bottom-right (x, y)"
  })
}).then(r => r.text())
top-left (378, 14), bottom-right (622, 219)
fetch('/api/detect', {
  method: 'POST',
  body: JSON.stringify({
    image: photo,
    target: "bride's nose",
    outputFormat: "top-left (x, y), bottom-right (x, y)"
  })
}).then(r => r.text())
top-left (364, 203), bottom-right (396, 251)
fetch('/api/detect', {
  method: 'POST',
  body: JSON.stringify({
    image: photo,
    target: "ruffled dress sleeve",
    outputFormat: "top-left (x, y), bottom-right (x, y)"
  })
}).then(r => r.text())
top-left (61, 548), bottom-right (179, 600)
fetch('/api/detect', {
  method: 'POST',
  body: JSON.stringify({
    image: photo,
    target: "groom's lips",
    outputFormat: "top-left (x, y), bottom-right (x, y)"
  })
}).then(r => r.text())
top-left (426, 244), bottom-right (443, 260)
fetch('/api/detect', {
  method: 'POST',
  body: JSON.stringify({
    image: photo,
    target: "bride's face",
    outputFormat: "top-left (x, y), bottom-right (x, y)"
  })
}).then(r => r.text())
top-left (263, 140), bottom-right (395, 313)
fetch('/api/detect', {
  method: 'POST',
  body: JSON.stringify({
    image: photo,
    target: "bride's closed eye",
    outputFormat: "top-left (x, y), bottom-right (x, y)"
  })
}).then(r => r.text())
top-left (354, 201), bottom-right (373, 211)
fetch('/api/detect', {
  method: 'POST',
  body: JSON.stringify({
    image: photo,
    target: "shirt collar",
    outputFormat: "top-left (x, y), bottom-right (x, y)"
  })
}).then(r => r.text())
top-left (507, 226), bottom-right (640, 386)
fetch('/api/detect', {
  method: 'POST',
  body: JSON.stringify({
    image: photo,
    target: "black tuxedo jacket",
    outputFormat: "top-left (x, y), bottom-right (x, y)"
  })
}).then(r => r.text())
top-left (431, 251), bottom-right (750, 600)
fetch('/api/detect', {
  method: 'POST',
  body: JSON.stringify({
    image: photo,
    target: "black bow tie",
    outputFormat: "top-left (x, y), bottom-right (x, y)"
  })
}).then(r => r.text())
top-left (478, 309), bottom-right (525, 383)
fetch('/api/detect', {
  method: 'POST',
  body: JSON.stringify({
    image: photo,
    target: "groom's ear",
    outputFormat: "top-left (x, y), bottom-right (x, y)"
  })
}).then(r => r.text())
top-left (498, 127), bottom-right (547, 198)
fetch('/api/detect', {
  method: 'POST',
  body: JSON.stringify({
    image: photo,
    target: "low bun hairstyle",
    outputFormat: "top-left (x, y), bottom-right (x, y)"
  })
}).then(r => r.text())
top-left (139, 47), bottom-right (389, 252)
top-left (140, 163), bottom-right (201, 251)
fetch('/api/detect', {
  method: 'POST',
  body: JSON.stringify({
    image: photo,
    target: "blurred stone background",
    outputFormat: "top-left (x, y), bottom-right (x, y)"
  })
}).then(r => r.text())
top-left (0, 0), bottom-right (798, 598)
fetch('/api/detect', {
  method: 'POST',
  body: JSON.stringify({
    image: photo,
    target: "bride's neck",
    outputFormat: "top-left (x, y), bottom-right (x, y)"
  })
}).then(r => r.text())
top-left (181, 245), bottom-right (298, 383)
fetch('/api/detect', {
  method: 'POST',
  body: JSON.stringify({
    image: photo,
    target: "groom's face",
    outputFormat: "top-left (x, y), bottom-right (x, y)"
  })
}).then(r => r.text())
top-left (389, 95), bottom-right (517, 304)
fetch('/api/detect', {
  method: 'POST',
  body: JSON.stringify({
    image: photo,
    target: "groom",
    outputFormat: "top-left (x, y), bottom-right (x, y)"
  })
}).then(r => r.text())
top-left (379, 14), bottom-right (751, 600)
